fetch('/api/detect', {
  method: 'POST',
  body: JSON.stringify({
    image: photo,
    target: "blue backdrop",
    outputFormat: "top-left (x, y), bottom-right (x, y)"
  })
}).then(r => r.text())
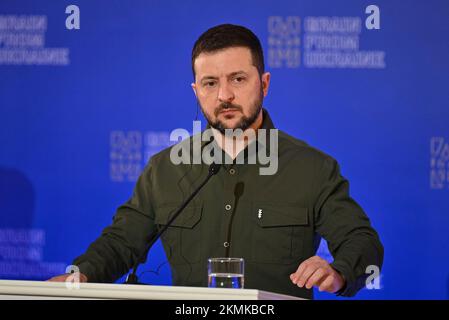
top-left (1, 0), bottom-right (448, 299)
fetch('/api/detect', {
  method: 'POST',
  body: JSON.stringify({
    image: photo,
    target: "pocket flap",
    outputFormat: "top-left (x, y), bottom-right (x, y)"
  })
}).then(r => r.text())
top-left (155, 203), bottom-right (202, 228)
top-left (253, 202), bottom-right (309, 227)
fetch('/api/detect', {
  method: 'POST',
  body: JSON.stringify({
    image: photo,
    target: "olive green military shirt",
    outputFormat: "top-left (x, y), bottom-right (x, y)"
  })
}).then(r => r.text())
top-left (73, 109), bottom-right (383, 299)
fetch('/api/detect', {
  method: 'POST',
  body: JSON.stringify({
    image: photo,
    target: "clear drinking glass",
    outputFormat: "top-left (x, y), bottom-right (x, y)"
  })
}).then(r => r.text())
top-left (207, 257), bottom-right (244, 289)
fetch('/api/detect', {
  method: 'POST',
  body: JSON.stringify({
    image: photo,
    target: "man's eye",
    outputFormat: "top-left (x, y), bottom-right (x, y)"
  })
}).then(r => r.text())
top-left (204, 81), bottom-right (216, 87)
top-left (233, 77), bottom-right (246, 83)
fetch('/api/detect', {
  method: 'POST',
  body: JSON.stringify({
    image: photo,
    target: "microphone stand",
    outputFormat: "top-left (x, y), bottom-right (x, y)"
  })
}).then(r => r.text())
top-left (125, 163), bottom-right (221, 284)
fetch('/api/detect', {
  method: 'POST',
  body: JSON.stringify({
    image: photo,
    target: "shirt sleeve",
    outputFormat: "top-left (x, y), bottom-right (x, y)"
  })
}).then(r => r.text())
top-left (313, 155), bottom-right (384, 297)
top-left (72, 159), bottom-right (157, 283)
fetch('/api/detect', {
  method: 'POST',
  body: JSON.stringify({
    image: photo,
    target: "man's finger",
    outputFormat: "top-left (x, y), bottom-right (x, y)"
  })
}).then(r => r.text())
top-left (291, 255), bottom-right (320, 283)
top-left (47, 275), bottom-right (68, 282)
top-left (318, 274), bottom-right (335, 293)
top-left (297, 263), bottom-right (320, 287)
top-left (305, 267), bottom-right (327, 289)
top-left (291, 259), bottom-right (309, 284)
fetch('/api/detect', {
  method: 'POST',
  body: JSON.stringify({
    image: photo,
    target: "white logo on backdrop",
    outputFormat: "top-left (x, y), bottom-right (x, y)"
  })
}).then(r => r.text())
top-left (110, 131), bottom-right (173, 183)
top-left (430, 137), bottom-right (449, 189)
top-left (267, 16), bottom-right (301, 68)
top-left (303, 16), bottom-right (385, 68)
top-left (0, 229), bottom-right (65, 279)
top-left (144, 131), bottom-right (173, 164)
top-left (0, 15), bottom-right (70, 65)
top-left (269, 9), bottom-right (386, 69)
top-left (110, 131), bottom-right (143, 183)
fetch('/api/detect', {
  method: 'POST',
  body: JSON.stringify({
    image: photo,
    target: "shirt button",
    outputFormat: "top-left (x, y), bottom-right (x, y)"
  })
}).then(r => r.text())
top-left (229, 168), bottom-right (236, 175)
top-left (223, 242), bottom-right (230, 248)
top-left (225, 204), bottom-right (232, 211)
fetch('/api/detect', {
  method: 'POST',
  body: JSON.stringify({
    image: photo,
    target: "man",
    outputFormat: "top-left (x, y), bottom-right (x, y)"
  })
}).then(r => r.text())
top-left (49, 24), bottom-right (383, 299)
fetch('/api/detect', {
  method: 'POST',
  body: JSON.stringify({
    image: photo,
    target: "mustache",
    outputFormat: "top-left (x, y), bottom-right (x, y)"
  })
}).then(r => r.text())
top-left (214, 102), bottom-right (243, 116)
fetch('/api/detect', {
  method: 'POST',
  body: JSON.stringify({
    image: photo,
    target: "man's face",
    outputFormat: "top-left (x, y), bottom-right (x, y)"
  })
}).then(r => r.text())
top-left (192, 47), bottom-right (271, 133)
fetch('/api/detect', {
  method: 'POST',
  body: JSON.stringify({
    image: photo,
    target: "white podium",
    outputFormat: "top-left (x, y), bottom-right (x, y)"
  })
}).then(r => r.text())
top-left (0, 280), bottom-right (302, 300)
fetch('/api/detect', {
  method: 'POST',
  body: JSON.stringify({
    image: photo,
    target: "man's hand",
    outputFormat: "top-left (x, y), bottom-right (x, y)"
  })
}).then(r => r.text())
top-left (47, 272), bottom-right (88, 283)
top-left (290, 256), bottom-right (345, 293)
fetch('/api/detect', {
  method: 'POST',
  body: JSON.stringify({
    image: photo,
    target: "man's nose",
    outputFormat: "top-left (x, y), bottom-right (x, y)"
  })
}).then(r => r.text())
top-left (217, 82), bottom-right (235, 102)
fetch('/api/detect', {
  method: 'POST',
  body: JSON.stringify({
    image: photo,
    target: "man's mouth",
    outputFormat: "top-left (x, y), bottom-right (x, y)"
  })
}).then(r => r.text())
top-left (220, 108), bottom-right (239, 114)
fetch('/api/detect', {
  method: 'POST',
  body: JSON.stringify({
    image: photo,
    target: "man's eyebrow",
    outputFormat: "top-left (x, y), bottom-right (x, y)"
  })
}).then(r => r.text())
top-left (200, 71), bottom-right (248, 82)
top-left (200, 75), bottom-right (218, 82)
top-left (227, 71), bottom-right (248, 77)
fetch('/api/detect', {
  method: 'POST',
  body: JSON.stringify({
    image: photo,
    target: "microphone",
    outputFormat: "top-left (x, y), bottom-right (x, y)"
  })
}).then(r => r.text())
top-left (125, 162), bottom-right (221, 284)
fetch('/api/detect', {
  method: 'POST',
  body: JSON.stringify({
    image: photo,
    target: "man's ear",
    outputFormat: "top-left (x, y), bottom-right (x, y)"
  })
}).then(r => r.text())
top-left (261, 72), bottom-right (271, 97)
top-left (191, 82), bottom-right (198, 98)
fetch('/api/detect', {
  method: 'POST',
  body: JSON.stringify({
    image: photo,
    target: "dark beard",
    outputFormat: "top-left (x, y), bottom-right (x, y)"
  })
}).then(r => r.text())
top-left (201, 88), bottom-right (263, 135)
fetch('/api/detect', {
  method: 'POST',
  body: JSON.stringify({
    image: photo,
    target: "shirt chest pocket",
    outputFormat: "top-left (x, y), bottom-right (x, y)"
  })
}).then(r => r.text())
top-left (251, 202), bottom-right (309, 264)
top-left (154, 202), bottom-right (203, 265)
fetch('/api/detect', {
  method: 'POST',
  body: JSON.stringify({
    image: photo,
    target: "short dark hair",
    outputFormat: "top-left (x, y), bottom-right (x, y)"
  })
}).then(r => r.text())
top-left (191, 24), bottom-right (265, 79)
